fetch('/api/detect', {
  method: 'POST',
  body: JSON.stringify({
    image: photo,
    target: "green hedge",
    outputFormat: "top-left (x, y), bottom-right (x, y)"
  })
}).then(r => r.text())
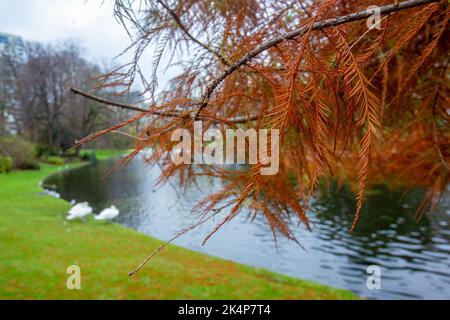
top-left (44, 156), bottom-right (65, 166)
top-left (0, 136), bottom-right (40, 171)
top-left (0, 156), bottom-right (13, 174)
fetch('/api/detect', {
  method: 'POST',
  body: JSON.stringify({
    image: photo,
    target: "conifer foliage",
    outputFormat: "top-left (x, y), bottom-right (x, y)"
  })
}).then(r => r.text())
top-left (73, 0), bottom-right (449, 267)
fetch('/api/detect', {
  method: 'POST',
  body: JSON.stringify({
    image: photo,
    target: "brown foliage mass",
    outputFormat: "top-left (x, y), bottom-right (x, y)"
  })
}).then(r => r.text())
top-left (72, 0), bottom-right (449, 270)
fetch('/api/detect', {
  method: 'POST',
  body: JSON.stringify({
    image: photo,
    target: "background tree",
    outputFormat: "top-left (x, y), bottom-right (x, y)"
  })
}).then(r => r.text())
top-left (7, 41), bottom-right (138, 155)
top-left (72, 0), bottom-right (449, 272)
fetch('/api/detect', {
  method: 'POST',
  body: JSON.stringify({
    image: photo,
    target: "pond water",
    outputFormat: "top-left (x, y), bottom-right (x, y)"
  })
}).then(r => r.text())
top-left (44, 156), bottom-right (450, 299)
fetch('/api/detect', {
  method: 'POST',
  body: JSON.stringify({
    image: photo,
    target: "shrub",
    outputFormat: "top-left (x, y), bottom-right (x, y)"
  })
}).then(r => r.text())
top-left (35, 144), bottom-right (50, 158)
top-left (0, 156), bottom-right (13, 174)
top-left (0, 136), bottom-right (40, 171)
top-left (17, 159), bottom-right (40, 170)
top-left (79, 151), bottom-right (98, 163)
top-left (45, 156), bottom-right (65, 166)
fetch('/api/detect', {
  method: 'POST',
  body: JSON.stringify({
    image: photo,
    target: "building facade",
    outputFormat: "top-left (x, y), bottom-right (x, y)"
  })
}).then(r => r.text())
top-left (0, 32), bottom-right (24, 134)
top-left (0, 32), bottom-right (24, 56)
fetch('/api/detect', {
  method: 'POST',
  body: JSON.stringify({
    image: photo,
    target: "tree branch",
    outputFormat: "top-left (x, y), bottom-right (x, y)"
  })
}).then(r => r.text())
top-left (73, 0), bottom-right (439, 126)
top-left (70, 88), bottom-right (147, 112)
top-left (70, 87), bottom-right (258, 124)
top-left (156, 0), bottom-right (231, 66)
top-left (194, 0), bottom-right (439, 119)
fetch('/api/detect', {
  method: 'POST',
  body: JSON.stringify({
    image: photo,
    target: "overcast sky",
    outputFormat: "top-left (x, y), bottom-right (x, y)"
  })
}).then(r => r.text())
top-left (0, 0), bottom-right (184, 93)
top-left (0, 0), bottom-right (132, 65)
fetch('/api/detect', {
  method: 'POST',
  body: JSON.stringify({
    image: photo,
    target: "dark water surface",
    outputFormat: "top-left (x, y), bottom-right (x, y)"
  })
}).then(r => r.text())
top-left (44, 157), bottom-right (450, 299)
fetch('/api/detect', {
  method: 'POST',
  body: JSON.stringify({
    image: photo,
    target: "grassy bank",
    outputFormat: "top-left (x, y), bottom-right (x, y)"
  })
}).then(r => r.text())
top-left (0, 154), bottom-right (358, 300)
top-left (80, 149), bottom-right (129, 161)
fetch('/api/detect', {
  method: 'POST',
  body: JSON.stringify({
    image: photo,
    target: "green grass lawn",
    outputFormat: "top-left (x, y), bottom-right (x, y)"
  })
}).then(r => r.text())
top-left (80, 149), bottom-right (130, 161)
top-left (0, 155), bottom-right (358, 300)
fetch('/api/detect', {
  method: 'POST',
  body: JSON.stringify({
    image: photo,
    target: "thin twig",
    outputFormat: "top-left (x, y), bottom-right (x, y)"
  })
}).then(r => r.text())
top-left (156, 0), bottom-right (231, 66)
top-left (431, 58), bottom-right (450, 172)
top-left (128, 212), bottom-right (218, 276)
top-left (70, 87), bottom-right (260, 124)
top-left (111, 130), bottom-right (145, 141)
top-left (70, 88), bottom-right (147, 113)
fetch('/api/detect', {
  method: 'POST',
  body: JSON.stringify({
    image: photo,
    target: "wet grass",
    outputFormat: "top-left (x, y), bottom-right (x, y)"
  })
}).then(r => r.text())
top-left (0, 157), bottom-right (358, 300)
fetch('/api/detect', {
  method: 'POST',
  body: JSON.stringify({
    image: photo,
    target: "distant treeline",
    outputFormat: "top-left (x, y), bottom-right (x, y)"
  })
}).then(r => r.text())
top-left (0, 40), bottom-right (141, 155)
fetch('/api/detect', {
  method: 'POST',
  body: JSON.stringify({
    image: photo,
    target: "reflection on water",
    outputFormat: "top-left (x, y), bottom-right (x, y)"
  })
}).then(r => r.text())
top-left (44, 157), bottom-right (450, 299)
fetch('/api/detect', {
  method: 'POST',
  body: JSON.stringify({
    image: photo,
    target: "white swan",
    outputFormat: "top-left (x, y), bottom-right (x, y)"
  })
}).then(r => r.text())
top-left (67, 202), bottom-right (93, 220)
top-left (95, 205), bottom-right (120, 221)
top-left (45, 189), bottom-right (61, 199)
